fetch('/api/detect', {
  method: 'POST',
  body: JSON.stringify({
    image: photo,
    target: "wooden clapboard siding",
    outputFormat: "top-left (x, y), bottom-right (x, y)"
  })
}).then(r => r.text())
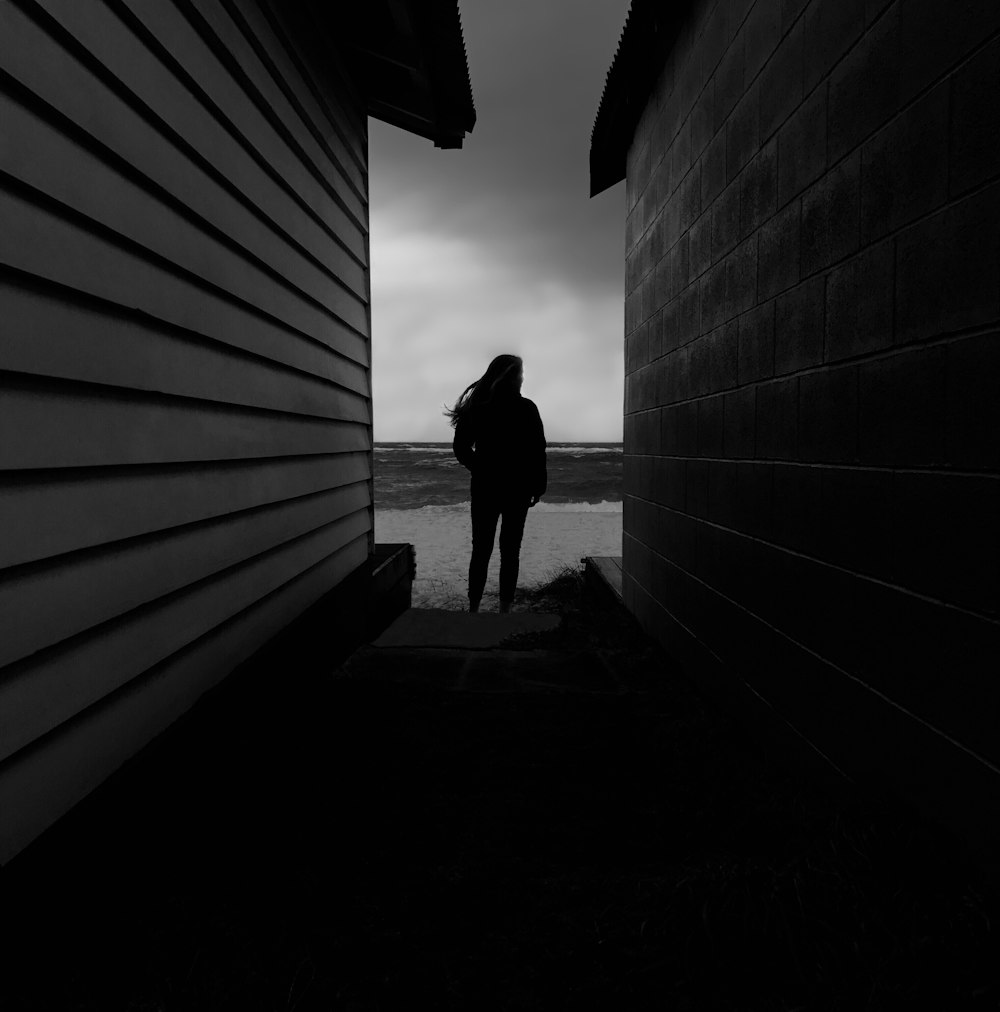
top-left (0, 455), bottom-right (372, 569)
top-left (223, 0), bottom-right (368, 179)
top-left (1, 377), bottom-right (369, 469)
top-left (0, 538), bottom-right (367, 864)
top-left (176, 0), bottom-right (367, 206)
top-left (0, 185), bottom-right (369, 370)
top-left (0, 1), bottom-right (366, 298)
top-left (0, 90), bottom-right (367, 332)
top-left (3, 279), bottom-right (371, 417)
top-left (0, 510), bottom-right (370, 762)
top-left (0, 0), bottom-right (375, 862)
top-left (0, 485), bottom-right (371, 670)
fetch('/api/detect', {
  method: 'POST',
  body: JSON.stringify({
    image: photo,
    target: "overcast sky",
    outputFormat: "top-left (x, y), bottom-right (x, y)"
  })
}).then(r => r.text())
top-left (368, 0), bottom-right (631, 443)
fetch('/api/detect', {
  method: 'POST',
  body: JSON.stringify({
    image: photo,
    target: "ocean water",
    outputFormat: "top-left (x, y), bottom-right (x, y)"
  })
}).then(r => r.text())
top-left (374, 442), bottom-right (623, 608)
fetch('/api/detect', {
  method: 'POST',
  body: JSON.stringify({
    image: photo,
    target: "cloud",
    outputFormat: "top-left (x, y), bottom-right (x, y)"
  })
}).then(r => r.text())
top-left (367, 1), bottom-right (631, 442)
top-left (370, 222), bottom-right (623, 442)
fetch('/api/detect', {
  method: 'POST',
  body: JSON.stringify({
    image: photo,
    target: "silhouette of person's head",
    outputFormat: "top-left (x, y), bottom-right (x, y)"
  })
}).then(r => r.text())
top-left (446, 354), bottom-right (524, 425)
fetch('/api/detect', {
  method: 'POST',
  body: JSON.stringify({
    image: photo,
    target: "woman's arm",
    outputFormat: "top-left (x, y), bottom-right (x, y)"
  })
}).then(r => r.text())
top-left (453, 414), bottom-right (476, 470)
top-left (529, 402), bottom-right (546, 504)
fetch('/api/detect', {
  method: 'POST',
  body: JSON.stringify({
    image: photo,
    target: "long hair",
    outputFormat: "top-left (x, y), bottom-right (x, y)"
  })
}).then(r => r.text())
top-left (444, 354), bottom-right (522, 427)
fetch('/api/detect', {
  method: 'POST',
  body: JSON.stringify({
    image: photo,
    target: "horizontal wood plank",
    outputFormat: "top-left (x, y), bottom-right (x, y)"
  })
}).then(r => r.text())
top-left (0, 454), bottom-right (371, 568)
top-left (0, 185), bottom-right (370, 370)
top-left (0, 17), bottom-right (366, 301)
top-left (3, 279), bottom-right (371, 413)
top-left (0, 1), bottom-right (368, 280)
top-left (0, 536), bottom-right (368, 863)
top-left (0, 514), bottom-right (370, 764)
top-left (179, 0), bottom-right (367, 204)
top-left (0, 485), bottom-right (370, 668)
top-left (31, 0), bottom-right (368, 259)
top-left (0, 92), bottom-right (368, 335)
top-left (0, 379), bottom-right (370, 470)
top-left (252, 0), bottom-right (369, 168)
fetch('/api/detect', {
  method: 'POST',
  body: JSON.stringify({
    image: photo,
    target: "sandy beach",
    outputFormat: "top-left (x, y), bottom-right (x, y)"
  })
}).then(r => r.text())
top-left (376, 504), bottom-right (622, 608)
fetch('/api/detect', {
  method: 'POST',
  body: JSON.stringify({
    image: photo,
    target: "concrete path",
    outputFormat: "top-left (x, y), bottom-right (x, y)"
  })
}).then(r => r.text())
top-left (349, 606), bottom-right (622, 695)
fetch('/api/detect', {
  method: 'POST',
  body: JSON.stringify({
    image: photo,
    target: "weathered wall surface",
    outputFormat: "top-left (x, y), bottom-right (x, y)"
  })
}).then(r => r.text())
top-left (622, 0), bottom-right (1000, 847)
top-left (0, 0), bottom-right (373, 861)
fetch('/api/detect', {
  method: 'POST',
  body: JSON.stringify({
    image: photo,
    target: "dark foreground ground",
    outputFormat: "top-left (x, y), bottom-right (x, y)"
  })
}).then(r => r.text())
top-left (2, 571), bottom-right (999, 1010)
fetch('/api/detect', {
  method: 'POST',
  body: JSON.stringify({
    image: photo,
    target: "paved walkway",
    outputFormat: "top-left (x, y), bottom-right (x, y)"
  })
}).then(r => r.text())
top-left (2, 580), bottom-right (998, 1010)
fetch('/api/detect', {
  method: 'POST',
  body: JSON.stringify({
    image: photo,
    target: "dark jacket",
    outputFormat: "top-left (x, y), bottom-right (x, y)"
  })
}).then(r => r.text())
top-left (453, 393), bottom-right (547, 499)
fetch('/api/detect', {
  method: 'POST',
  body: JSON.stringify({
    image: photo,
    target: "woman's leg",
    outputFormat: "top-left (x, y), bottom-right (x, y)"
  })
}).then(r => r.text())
top-left (497, 499), bottom-right (531, 609)
top-left (468, 494), bottom-right (501, 611)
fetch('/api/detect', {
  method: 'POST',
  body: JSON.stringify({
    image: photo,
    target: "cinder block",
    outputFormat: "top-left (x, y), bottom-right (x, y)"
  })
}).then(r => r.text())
top-left (690, 332), bottom-right (711, 396)
top-left (725, 236), bottom-right (758, 319)
top-left (744, 0), bottom-right (781, 84)
top-left (781, 0), bottom-right (810, 32)
top-left (895, 183), bottom-right (1000, 345)
top-left (676, 398), bottom-right (699, 455)
top-left (686, 457), bottom-right (711, 516)
top-left (700, 259), bottom-right (729, 332)
top-left (945, 332), bottom-right (1000, 470)
top-left (652, 155), bottom-right (672, 212)
top-left (866, 0), bottom-right (893, 25)
top-left (641, 272), bottom-right (655, 323)
top-left (735, 460), bottom-right (774, 539)
top-left (672, 116), bottom-right (694, 189)
top-left (678, 281), bottom-right (703, 344)
top-left (950, 34), bottom-right (1000, 196)
top-left (774, 275), bottom-right (824, 375)
top-left (724, 385), bottom-right (757, 458)
top-left (707, 318), bottom-right (740, 393)
top-left (738, 299), bottom-right (776, 382)
top-left (697, 393), bottom-right (726, 456)
top-left (661, 298), bottom-right (681, 358)
top-left (648, 309), bottom-right (665, 362)
top-left (847, 578), bottom-right (1000, 765)
top-left (702, 126), bottom-right (728, 208)
top-left (661, 457), bottom-right (687, 511)
top-left (825, 239), bottom-right (894, 363)
top-left (678, 164), bottom-right (703, 231)
top-left (860, 82), bottom-right (948, 243)
top-left (691, 80), bottom-right (716, 160)
top-left (712, 177), bottom-right (742, 262)
top-left (669, 234), bottom-right (691, 306)
top-left (708, 459), bottom-right (740, 527)
top-left (802, 0), bottom-right (865, 93)
top-left (740, 138), bottom-right (778, 238)
top-left (653, 256), bottom-right (671, 314)
top-left (899, 0), bottom-right (1000, 103)
top-left (772, 462), bottom-right (824, 553)
top-left (760, 19), bottom-right (803, 141)
top-left (668, 510), bottom-right (698, 575)
top-left (700, 1), bottom-right (732, 85)
top-left (819, 465), bottom-right (893, 578)
top-left (757, 198), bottom-right (800, 300)
top-left (727, 82), bottom-right (760, 182)
top-left (827, 5), bottom-right (900, 164)
top-left (891, 471), bottom-right (1000, 616)
top-left (777, 85), bottom-right (828, 207)
top-left (800, 151), bottom-right (861, 276)
top-left (798, 364), bottom-right (858, 462)
top-left (689, 210), bottom-right (712, 280)
top-left (715, 33), bottom-right (746, 132)
top-left (660, 403), bottom-right (679, 455)
top-left (756, 376), bottom-right (798, 459)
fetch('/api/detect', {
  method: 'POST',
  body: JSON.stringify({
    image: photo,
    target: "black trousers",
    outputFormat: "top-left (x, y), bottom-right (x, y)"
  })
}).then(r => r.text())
top-left (468, 487), bottom-right (531, 607)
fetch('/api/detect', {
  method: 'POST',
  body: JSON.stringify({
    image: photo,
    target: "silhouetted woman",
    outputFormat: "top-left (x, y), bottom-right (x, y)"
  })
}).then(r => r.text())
top-left (447, 354), bottom-right (547, 613)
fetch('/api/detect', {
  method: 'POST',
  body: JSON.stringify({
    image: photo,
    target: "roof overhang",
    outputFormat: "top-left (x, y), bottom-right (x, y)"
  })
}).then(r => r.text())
top-left (589, 2), bottom-right (691, 196)
top-left (333, 0), bottom-right (476, 149)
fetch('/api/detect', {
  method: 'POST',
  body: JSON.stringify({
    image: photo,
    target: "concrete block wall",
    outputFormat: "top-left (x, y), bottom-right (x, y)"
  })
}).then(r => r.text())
top-left (622, 0), bottom-right (1000, 851)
